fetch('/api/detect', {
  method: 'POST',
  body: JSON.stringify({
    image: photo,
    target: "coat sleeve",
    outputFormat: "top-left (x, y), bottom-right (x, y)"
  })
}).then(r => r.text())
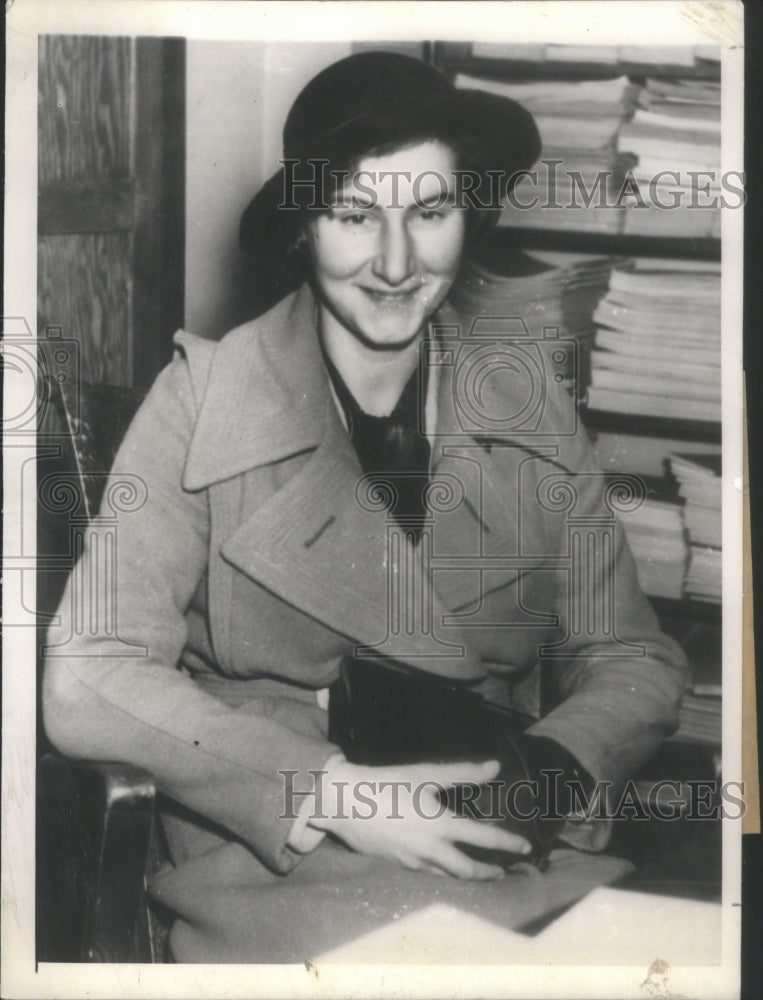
top-left (42, 347), bottom-right (340, 875)
top-left (520, 390), bottom-right (691, 791)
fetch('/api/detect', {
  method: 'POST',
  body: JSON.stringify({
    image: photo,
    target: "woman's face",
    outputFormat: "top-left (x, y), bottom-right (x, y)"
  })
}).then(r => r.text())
top-left (306, 140), bottom-right (466, 351)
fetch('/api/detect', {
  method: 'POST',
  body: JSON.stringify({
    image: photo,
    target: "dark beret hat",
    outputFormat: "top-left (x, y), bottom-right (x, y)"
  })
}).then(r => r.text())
top-left (239, 50), bottom-right (540, 287)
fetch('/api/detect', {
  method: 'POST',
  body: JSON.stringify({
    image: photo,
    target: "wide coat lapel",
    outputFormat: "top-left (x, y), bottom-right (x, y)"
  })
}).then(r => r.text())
top-left (423, 303), bottom-right (534, 615)
top-left (183, 286), bottom-right (487, 680)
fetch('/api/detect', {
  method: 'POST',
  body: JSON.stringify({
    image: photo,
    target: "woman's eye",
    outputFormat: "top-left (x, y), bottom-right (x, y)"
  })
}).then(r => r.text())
top-left (340, 212), bottom-right (372, 226)
top-left (417, 208), bottom-right (444, 221)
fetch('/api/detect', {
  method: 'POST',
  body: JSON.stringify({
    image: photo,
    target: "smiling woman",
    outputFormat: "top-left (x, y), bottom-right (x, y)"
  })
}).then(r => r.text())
top-left (42, 49), bottom-right (689, 963)
top-left (309, 142), bottom-right (466, 412)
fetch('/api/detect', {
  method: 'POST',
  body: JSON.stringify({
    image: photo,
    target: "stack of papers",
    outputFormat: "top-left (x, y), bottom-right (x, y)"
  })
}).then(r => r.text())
top-left (685, 545), bottom-right (722, 604)
top-left (450, 255), bottom-right (619, 395)
top-left (450, 54), bottom-right (722, 242)
top-left (617, 498), bottom-right (688, 600)
top-left (670, 450), bottom-right (722, 604)
top-left (671, 690), bottom-right (722, 745)
top-left (500, 149), bottom-right (630, 234)
top-left (454, 73), bottom-right (638, 235)
top-left (618, 78), bottom-right (722, 238)
top-left (586, 260), bottom-right (721, 422)
top-left (455, 74), bottom-right (639, 151)
top-left (670, 452), bottom-right (722, 548)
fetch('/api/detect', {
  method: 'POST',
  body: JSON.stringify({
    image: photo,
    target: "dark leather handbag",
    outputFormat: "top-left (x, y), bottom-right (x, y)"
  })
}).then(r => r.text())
top-left (328, 655), bottom-right (562, 869)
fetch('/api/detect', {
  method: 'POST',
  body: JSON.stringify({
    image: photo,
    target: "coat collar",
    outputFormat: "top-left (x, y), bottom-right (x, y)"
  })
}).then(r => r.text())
top-left (181, 281), bottom-right (557, 488)
top-left (180, 283), bottom-right (556, 680)
top-left (181, 283), bottom-right (507, 489)
top-left (182, 285), bottom-right (328, 491)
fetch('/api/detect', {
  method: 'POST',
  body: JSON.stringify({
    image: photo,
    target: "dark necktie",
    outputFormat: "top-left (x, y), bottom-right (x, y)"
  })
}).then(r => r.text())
top-left (322, 347), bottom-right (432, 542)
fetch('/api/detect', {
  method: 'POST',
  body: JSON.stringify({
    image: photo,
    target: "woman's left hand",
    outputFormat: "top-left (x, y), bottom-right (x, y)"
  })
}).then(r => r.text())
top-left (307, 758), bottom-right (533, 880)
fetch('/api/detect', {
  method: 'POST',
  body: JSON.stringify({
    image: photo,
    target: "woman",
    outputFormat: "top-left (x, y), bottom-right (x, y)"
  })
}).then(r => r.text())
top-left (43, 51), bottom-right (687, 962)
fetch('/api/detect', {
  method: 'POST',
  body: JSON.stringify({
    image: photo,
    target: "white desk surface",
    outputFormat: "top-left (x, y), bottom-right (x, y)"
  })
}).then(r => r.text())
top-left (314, 888), bottom-right (722, 967)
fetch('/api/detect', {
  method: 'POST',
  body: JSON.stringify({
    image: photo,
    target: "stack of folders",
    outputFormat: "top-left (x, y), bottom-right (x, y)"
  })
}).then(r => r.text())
top-left (671, 692), bottom-right (722, 745)
top-left (617, 498), bottom-right (688, 600)
top-left (670, 452), bottom-right (722, 603)
top-left (617, 76), bottom-right (721, 238)
top-left (453, 73), bottom-right (638, 234)
top-left (683, 546), bottom-right (722, 604)
top-left (663, 453), bottom-right (721, 745)
top-left (672, 672), bottom-right (722, 745)
top-left (450, 255), bottom-right (619, 396)
top-left (586, 260), bottom-right (721, 423)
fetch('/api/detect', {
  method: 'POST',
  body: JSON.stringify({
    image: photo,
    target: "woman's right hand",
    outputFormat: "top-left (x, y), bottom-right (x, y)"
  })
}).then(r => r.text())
top-left (308, 758), bottom-right (532, 880)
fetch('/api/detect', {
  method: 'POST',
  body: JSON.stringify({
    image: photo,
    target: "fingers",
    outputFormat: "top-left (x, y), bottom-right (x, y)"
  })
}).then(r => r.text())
top-left (322, 760), bottom-right (536, 881)
top-left (449, 815), bottom-right (532, 856)
top-left (390, 847), bottom-right (464, 878)
top-left (418, 839), bottom-right (506, 881)
top-left (414, 859), bottom-right (449, 877)
top-left (383, 830), bottom-right (514, 881)
top-left (418, 759), bottom-right (502, 787)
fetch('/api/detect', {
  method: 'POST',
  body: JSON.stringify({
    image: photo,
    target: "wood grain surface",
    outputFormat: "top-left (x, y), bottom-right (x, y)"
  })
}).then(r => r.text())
top-left (38, 35), bottom-right (185, 389)
top-left (38, 179), bottom-right (135, 234)
top-left (38, 35), bottom-right (132, 184)
top-left (38, 232), bottom-right (133, 387)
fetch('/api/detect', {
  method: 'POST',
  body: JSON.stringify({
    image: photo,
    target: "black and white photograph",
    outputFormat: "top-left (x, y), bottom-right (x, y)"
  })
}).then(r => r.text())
top-left (3, 1), bottom-right (748, 997)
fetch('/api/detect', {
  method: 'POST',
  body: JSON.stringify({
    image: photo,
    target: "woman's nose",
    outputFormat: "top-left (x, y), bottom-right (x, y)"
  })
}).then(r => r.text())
top-left (371, 218), bottom-right (415, 286)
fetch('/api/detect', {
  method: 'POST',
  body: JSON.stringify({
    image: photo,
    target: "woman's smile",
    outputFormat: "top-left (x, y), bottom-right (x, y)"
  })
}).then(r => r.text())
top-left (356, 283), bottom-right (428, 318)
top-left (359, 285), bottom-right (423, 301)
top-left (307, 141), bottom-right (466, 352)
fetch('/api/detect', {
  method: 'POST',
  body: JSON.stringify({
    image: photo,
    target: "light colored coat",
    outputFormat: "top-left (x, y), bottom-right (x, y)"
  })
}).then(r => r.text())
top-left (43, 284), bottom-right (687, 952)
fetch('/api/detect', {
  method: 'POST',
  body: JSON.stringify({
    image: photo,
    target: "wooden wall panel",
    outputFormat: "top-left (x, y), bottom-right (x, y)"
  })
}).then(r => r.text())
top-left (38, 35), bottom-right (184, 389)
top-left (38, 35), bottom-right (132, 184)
top-left (38, 179), bottom-right (135, 234)
top-left (38, 232), bottom-right (133, 386)
top-left (132, 38), bottom-right (186, 390)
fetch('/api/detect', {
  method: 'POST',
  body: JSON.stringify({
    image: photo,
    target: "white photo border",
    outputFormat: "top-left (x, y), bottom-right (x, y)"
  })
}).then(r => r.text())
top-left (3, 2), bottom-right (745, 997)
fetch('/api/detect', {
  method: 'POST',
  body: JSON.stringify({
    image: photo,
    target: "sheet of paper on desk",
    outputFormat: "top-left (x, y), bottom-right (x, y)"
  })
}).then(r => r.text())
top-left (532, 887), bottom-right (721, 966)
top-left (313, 890), bottom-right (721, 966)
top-left (313, 903), bottom-right (539, 964)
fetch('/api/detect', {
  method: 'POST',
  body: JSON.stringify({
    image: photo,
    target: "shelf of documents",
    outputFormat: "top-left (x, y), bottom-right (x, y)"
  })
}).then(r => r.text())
top-left (585, 258), bottom-right (721, 424)
top-left (437, 43), bottom-right (723, 244)
top-left (451, 251), bottom-right (722, 611)
top-left (669, 452), bottom-right (722, 604)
